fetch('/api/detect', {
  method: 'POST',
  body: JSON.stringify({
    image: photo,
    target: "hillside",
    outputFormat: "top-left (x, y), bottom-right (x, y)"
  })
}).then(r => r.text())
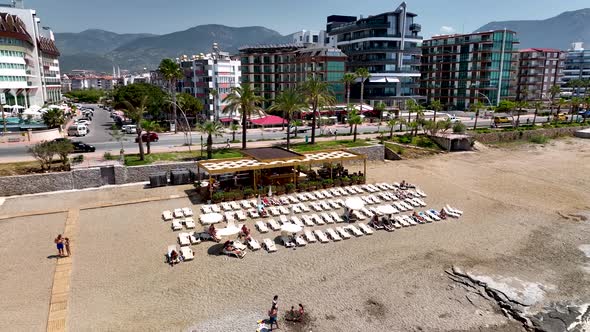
top-left (55, 29), bottom-right (156, 56)
top-left (475, 8), bottom-right (590, 49)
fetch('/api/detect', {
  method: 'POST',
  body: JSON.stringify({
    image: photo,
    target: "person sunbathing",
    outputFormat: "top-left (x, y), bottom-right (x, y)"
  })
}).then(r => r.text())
top-left (412, 212), bottom-right (426, 223)
top-left (439, 209), bottom-right (447, 219)
top-left (224, 241), bottom-right (244, 258)
top-left (240, 224), bottom-right (251, 240)
top-left (208, 225), bottom-right (221, 243)
top-left (169, 250), bottom-right (179, 265)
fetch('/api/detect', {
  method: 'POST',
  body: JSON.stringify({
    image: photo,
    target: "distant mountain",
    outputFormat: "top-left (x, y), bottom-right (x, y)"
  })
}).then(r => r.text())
top-left (55, 29), bottom-right (156, 56)
top-left (475, 8), bottom-right (590, 49)
top-left (56, 25), bottom-right (292, 73)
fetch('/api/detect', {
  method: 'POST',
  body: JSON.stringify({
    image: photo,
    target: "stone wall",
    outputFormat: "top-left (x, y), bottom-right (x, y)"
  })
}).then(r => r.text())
top-left (348, 145), bottom-right (384, 161)
top-left (384, 146), bottom-right (402, 160)
top-left (72, 167), bottom-right (103, 189)
top-left (473, 126), bottom-right (590, 144)
top-left (116, 161), bottom-right (198, 184)
top-left (0, 172), bottom-right (73, 196)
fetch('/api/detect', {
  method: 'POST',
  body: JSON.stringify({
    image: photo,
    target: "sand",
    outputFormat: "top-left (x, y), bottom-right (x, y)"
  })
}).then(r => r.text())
top-left (1, 137), bottom-right (590, 331)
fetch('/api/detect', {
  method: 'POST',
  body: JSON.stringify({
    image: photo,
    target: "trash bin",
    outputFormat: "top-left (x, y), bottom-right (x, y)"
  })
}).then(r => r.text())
top-left (170, 169), bottom-right (191, 185)
top-left (149, 172), bottom-right (168, 188)
top-left (305, 135), bottom-right (309, 143)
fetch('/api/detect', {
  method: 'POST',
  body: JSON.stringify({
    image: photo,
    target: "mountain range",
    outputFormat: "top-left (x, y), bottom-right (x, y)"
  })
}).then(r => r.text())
top-left (57, 8), bottom-right (590, 73)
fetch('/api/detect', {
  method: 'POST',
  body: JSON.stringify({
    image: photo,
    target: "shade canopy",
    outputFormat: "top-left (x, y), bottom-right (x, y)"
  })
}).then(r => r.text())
top-left (281, 223), bottom-right (302, 233)
top-left (200, 212), bottom-right (223, 225)
top-left (345, 197), bottom-right (365, 210)
top-left (378, 205), bottom-right (397, 215)
top-left (217, 224), bottom-right (241, 237)
top-left (250, 115), bottom-right (286, 126)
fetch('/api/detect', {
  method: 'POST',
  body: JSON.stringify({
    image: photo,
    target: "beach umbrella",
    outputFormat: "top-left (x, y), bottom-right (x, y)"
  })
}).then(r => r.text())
top-left (200, 212), bottom-right (223, 225)
top-left (280, 223), bottom-right (302, 234)
top-left (268, 186), bottom-right (272, 197)
top-left (378, 205), bottom-right (397, 215)
top-left (217, 223), bottom-right (241, 237)
top-left (257, 194), bottom-right (261, 206)
top-left (345, 197), bottom-right (365, 210)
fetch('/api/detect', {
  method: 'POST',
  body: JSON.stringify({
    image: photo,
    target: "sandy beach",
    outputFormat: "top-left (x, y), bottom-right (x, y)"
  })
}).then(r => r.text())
top-left (1, 137), bottom-right (589, 331)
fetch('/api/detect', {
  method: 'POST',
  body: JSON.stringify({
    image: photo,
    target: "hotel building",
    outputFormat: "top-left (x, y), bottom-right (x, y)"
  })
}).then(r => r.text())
top-left (561, 42), bottom-right (590, 96)
top-left (516, 48), bottom-right (564, 101)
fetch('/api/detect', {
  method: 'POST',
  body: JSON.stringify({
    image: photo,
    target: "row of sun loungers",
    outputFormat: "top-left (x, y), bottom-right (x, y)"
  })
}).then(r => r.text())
top-left (162, 207), bottom-right (194, 221)
top-left (171, 218), bottom-right (196, 231)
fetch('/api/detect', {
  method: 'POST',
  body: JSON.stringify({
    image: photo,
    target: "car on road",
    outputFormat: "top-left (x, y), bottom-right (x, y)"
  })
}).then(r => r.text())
top-left (123, 125), bottom-right (137, 134)
top-left (493, 116), bottom-right (511, 124)
top-left (447, 115), bottom-right (461, 123)
top-left (578, 110), bottom-right (590, 119)
top-left (135, 132), bottom-right (159, 143)
top-left (53, 138), bottom-right (96, 152)
top-left (555, 113), bottom-right (568, 121)
top-left (67, 124), bottom-right (88, 137)
top-left (75, 119), bottom-right (91, 125)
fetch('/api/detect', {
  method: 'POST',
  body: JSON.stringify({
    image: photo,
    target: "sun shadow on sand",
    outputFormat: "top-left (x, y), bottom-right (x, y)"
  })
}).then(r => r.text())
top-left (46, 255), bottom-right (61, 259)
top-left (207, 243), bottom-right (224, 256)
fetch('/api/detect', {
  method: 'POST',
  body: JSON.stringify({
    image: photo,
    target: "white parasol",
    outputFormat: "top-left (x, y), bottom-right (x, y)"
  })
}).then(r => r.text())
top-left (280, 223), bottom-right (302, 233)
top-left (268, 186), bottom-right (272, 197)
top-left (200, 212), bottom-right (223, 225)
top-left (345, 197), bottom-right (365, 210)
top-left (378, 205), bottom-right (397, 215)
top-left (217, 223), bottom-right (241, 237)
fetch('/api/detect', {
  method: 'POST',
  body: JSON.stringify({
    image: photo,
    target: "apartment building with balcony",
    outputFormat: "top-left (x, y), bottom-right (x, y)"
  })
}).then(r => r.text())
top-left (561, 42), bottom-right (590, 96)
top-left (327, 2), bottom-right (423, 108)
top-left (516, 48), bottom-right (564, 101)
top-left (0, 1), bottom-right (61, 107)
top-left (177, 44), bottom-right (241, 119)
top-left (239, 43), bottom-right (347, 108)
top-left (421, 29), bottom-right (519, 110)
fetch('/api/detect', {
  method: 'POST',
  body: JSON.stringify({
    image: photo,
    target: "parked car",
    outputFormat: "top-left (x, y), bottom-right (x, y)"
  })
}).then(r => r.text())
top-left (71, 141), bottom-right (95, 152)
top-left (124, 125), bottom-right (137, 134)
top-left (76, 119), bottom-right (91, 125)
top-left (493, 116), bottom-right (511, 124)
top-left (67, 124), bottom-right (88, 137)
top-left (578, 110), bottom-right (590, 119)
top-left (135, 132), bottom-right (159, 143)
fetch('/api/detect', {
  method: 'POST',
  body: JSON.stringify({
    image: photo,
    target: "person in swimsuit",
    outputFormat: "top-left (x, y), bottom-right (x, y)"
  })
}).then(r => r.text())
top-left (54, 234), bottom-right (64, 257)
top-left (64, 237), bottom-right (71, 256)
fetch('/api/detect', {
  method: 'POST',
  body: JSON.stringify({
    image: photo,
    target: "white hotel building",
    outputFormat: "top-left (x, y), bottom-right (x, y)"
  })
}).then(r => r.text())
top-left (0, 1), bottom-right (61, 108)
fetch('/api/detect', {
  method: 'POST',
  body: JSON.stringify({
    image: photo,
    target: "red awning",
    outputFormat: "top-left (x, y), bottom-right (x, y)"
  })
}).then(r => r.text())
top-left (219, 117), bottom-right (234, 123)
top-left (250, 115), bottom-right (286, 126)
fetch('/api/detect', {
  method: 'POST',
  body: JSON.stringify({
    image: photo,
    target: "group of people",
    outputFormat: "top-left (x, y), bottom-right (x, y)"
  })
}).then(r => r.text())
top-left (399, 180), bottom-right (415, 190)
top-left (222, 240), bottom-right (246, 258)
top-left (54, 234), bottom-right (71, 257)
top-left (257, 295), bottom-right (305, 331)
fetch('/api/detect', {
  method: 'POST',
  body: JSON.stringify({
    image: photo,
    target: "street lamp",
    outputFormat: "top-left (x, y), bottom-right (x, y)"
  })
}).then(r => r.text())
top-left (166, 100), bottom-right (193, 151)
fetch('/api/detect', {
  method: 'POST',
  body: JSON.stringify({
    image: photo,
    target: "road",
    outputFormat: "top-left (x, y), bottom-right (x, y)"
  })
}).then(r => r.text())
top-left (0, 104), bottom-right (555, 161)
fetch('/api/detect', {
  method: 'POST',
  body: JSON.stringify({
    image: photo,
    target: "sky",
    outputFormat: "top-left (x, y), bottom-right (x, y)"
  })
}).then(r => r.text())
top-left (17, 0), bottom-right (590, 38)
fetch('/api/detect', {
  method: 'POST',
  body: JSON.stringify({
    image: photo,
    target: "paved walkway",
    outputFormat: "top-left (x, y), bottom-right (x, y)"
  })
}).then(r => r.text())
top-left (46, 209), bottom-right (79, 332)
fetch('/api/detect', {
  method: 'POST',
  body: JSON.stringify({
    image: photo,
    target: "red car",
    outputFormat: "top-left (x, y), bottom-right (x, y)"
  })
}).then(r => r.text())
top-left (135, 132), bottom-right (159, 143)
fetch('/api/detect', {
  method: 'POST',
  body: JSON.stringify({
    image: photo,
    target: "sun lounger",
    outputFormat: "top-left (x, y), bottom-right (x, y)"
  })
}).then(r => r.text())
top-left (379, 193), bottom-right (392, 201)
top-left (329, 212), bottom-right (343, 223)
top-left (361, 207), bottom-right (374, 218)
top-left (187, 231), bottom-right (200, 244)
top-left (446, 204), bottom-right (463, 216)
top-left (335, 227), bottom-right (352, 239)
top-left (302, 215), bottom-right (315, 227)
top-left (228, 201), bottom-right (239, 210)
top-left (314, 191), bottom-right (324, 199)
top-left (247, 238), bottom-right (261, 251)
top-left (233, 241), bottom-right (248, 251)
top-left (311, 214), bottom-right (325, 225)
top-left (224, 212), bottom-right (235, 222)
top-left (415, 198), bottom-right (427, 207)
top-left (278, 206), bottom-right (289, 215)
top-left (443, 206), bottom-right (460, 218)
top-left (184, 217), bottom-right (196, 229)
top-left (357, 223), bottom-right (374, 235)
top-left (162, 210), bottom-right (173, 221)
top-left (393, 202), bottom-right (406, 212)
top-left (405, 198), bottom-right (420, 207)
top-left (287, 195), bottom-right (299, 204)
top-left (370, 207), bottom-right (383, 217)
top-left (329, 188), bottom-right (341, 197)
top-left (396, 216), bottom-right (409, 227)
top-left (426, 210), bottom-right (441, 221)
top-left (269, 207), bottom-right (281, 216)
top-left (361, 196), bottom-right (372, 205)
top-left (256, 221), bottom-right (269, 233)
top-left (345, 186), bottom-right (356, 195)
top-left (391, 216), bottom-right (403, 229)
top-left (416, 189), bottom-right (427, 197)
top-left (369, 195), bottom-right (382, 204)
top-left (279, 196), bottom-right (289, 205)
top-left (400, 201), bottom-right (414, 211)
top-left (321, 190), bottom-right (333, 198)
top-left (300, 204), bottom-right (311, 212)
top-left (171, 219), bottom-right (183, 231)
top-left (262, 238), bottom-right (278, 252)
top-left (292, 205), bottom-right (302, 214)
top-left (239, 200), bottom-right (250, 209)
top-left (321, 213), bottom-right (335, 224)
top-left (201, 205), bottom-right (212, 214)
top-left (405, 215), bottom-right (419, 226)
top-left (178, 232), bottom-right (191, 246)
top-left (279, 215), bottom-right (289, 224)
top-left (281, 235), bottom-right (296, 248)
top-left (313, 230), bottom-right (330, 243)
top-left (416, 212), bottom-right (431, 223)
top-left (295, 236), bottom-right (307, 247)
top-left (173, 208), bottom-right (184, 218)
top-left (353, 210), bottom-right (366, 220)
top-left (296, 193), bottom-right (308, 201)
top-left (320, 201), bottom-right (331, 210)
top-left (179, 246), bottom-right (194, 261)
top-left (344, 225), bottom-right (363, 237)
top-left (248, 209), bottom-right (260, 218)
top-left (291, 217), bottom-right (305, 228)
top-left (211, 204), bottom-right (221, 213)
top-left (236, 210), bottom-right (247, 221)
top-left (304, 230), bottom-right (317, 243)
top-left (310, 203), bottom-right (322, 212)
top-left (325, 228), bottom-right (342, 241)
top-left (268, 219), bottom-right (281, 231)
top-left (335, 199), bottom-right (345, 207)
top-left (328, 201), bottom-right (340, 209)
top-left (221, 202), bottom-right (232, 211)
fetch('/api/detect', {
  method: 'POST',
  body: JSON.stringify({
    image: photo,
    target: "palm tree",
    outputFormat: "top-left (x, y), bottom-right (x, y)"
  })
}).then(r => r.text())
top-left (209, 89), bottom-right (218, 120)
top-left (471, 101), bottom-right (485, 130)
top-left (347, 109), bottom-right (363, 142)
top-left (140, 120), bottom-right (160, 155)
top-left (374, 101), bottom-right (386, 124)
top-left (515, 101), bottom-right (528, 127)
top-left (222, 84), bottom-right (264, 149)
top-left (158, 58), bottom-right (183, 133)
top-left (230, 123), bottom-right (239, 142)
top-left (355, 68), bottom-right (370, 113)
top-left (268, 88), bottom-right (306, 150)
top-left (532, 101), bottom-right (543, 126)
top-left (387, 118), bottom-right (399, 139)
top-left (196, 121), bottom-right (224, 159)
top-left (571, 97), bottom-right (583, 123)
top-left (42, 108), bottom-right (65, 130)
top-left (342, 72), bottom-right (357, 106)
top-left (548, 85), bottom-right (561, 120)
top-left (407, 99), bottom-right (424, 136)
top-left (556, 98), bottom-right (568, 122)
top-left (300, 76), bottom-right (336, 144)
top-left (430, 100), bottom-right (443, 122)
top-left (123, 96), bottom-right (148, 161)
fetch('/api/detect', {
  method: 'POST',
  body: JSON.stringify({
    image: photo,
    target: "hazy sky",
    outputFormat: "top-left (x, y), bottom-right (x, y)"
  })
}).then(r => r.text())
top-left (18, 0), bottom-right (590, 37)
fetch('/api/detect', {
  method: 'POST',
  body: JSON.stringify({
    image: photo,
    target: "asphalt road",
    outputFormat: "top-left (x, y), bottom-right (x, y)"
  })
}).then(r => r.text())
top-left (0, 104), bottom-right (555, 160)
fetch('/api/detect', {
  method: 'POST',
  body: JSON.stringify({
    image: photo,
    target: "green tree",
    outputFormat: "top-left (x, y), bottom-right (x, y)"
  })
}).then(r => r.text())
top-left (108, 124), bottom-right (126, 158)
top-left (374, 101), bottom-right (386, 124)
top-left (471, 101), bottom-right (485, 130)
top-left (355, 68), bottom-right (371, 113)
top-left (113, 83), bottom-right (166, 119)
top-left (571, 97), bottom-right (583, 123)
top-left (515, 101), bottom-right (528, 127)
top-left (122, 96), bottom-right (148, 161)
top-left (158, 58), bottom-right (183, 132)
top-left (177, 93), bottom-right (204, 119)
top-left (532, 101), bottom-right (543, 126)
top-left (140, 120), bottom-right (161, 155)
top-left (430, 100), bottom-right (443, 122)
top-left (300, 76), bottom-right (336, 144)
top-left (347, 109), bottom-right (363, 142)
top-left (407, 99), bottom-right (424, 136)
top-left (341, 72), bottom-right (357, 106)
top-left (64, 89), bottom-right (104, 103)
top-left (196, 121), bottom-right (224, 159)
top-left (42, 108), bottom-right (66, 130)
top-left (548, 85), bottom-right (561, 120)
top-left (268, 88), bottom-right (306, 150)
top-left (230, 123), bottom-right (239, 142)
top-left (452, 122), bottom-right (466, 134)
top-left (438, 118), bottom-right (452, 133)
top-left (387, 118), bottom-right (399, 139)
top-left (53, 140), bottom-right (74, 168)
top-left (28, 141), bottom-right (55, 170)
top-left (223, 84), bottom-right (264, 149)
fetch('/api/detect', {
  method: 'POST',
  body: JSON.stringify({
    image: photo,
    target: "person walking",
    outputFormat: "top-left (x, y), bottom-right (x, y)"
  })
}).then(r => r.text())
top-left (54, 234), bottom-right (65, 257)
top-left (64, 237), bottom-right (71, 256)
top-left (267, 306), bottom-right (279, 330)
top-left (271, 295), bottom-right (279, 311)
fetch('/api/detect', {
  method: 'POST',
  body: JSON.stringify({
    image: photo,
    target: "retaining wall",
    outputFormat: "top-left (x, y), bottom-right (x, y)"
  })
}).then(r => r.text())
top-left (473, 126), bottom-right (590, 144)
top-left (347, 145), bottom-right (384, 161)
top-left (0, 172), bottom-right (74, 196)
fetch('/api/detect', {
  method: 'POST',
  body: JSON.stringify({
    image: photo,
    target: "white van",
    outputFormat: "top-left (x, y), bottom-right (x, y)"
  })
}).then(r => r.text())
top-left (68, 124), bottom-right (88, 137)
top-left (125, 125), bottom-right (137, 134)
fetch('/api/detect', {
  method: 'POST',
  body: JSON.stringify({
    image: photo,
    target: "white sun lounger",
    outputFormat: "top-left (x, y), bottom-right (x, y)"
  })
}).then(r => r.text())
top-left (295, 236), bottom-right (307, 246)
top-left (344, 225), bottom-right (363, 237)
top-left (278, 206), bottom-right (289, 215)
top-left (329, 212), bottom-right (343, 223)
top-left (311, 214), bottom-right (325, 225)
top-left (361, 207), bottom-right (374, 218)
top-left (240, 200), bottom-right (251, 209)
top-left (279, 196), bottom-right (290, 205)
top-left (300, 204), bottom-right (311, 212)
top-left (201, 205), bottom-right (213, 214)
top-left (405, 198), bottom-right (420, 207)
top-left (296, 193), bottom-right (307, 201)
top-left (184, 217), bottom-right (196, 229)
top-left (404, 215), bottom-right (418, 226)
top-left (361, 196), bottom-right (372, 205)
top-left (291, 217), bottom-right (305, 228)
top-left (357, 223), bottom-right (374, 235)
top-left (329, 188), bottom-right (341, 196)
top-left (248, 238), bottom-right (261, 251)
top-left (236, 210), bottom-right (247, 221)
top-left (302, 215), bottom-right (315, 227)
top-left (279, 215), bottom-right (289, 224)
top-left (379, 193), bottom-right (392, 201)
top-left (180, 246), bottom-right (194, 261)
top-left (426, 210), bottom-right (441, 221)
top-left (268, 219), bottom-right (281, 231)
top-left (328, 201), bottom-right (340, 209)
top-left (369, 195), bottom-right (382, 204)
top-left (304, 230), bottom-right (317, 243)
top-left (313, 230), bottom-right (330, 243)
top-left (389, 216), bottom-right (402, 229)
top-left (400, 201), bottom-right (414, 210)
top-left (321, 190), bottom-right (333, 198)
top-left (292, 205), bottom-right (302, 214)
top-left (353, 210), bottom-right (366, 220)
top-left (189, 232), bottom-right (201, 244)
top-left (162, 210), bottom-right (173, 221)
top-left (325, 228), bottom-right (342, 241)
top-left (311, 203), bottom-right (323, 212)
top-left (229, 201), bottom-right (240, 210)
top-left (224, 212), bottom-right (236, 222)
top-left (221, 202), bottom-right (232, 211)
top-left (256, 221), bottom-right (269, 233)
top-left (287, 195), bottom-right (299, 204)
top-left (345, 186), bottom-right (356, 195)
top-left (233, 241), bottom-right (248, 252)
top-left (335, 199), bottom-right (345, 207)
top-left (396, 216), bottom-right (409, 227)
top-left (173, 208), bottom-right (184, 218)
top-left (393, 202), bottom-right (406, 212)
top-left (171, 219), bottom-right (183, 231)
top-left (416, 189), bottom-right (427, 197)
top-left (269, 207), bottom-right (281, 216)
top-left (370, 207), bottom-right (383, 217)
top-left (446, 204), bottom-right (463, 215)
top-left (314, 191), bottom-right (324, 199)
top-left (417, 212), bottom-right (432, 223)
top-left (335, 227), bottom-right (352, 240)
top-left (415, 198), bottom-right (428, 207)
top-left (211, 204), bottom-right (221, 213)
top-left (262, 238), bottom-right (277, 252)
top-left (249, 209), bottom-right (261, 218)
top-left (320, 201), bottom-right (331, 210)
top-left (178, 232), bottom-right (191, 246)
top-left (322, 213), bottom-right (335, 224)
top-left (443, 207), bottom-right (460, 218)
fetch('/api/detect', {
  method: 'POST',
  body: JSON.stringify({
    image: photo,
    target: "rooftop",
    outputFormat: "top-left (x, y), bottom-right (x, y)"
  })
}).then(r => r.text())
top-left (519, 48), bottom-right (563, 53)
top-left (241, 147), bottom-right (304, 161)
top-left (239, 43), bottom-right (305, 52)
